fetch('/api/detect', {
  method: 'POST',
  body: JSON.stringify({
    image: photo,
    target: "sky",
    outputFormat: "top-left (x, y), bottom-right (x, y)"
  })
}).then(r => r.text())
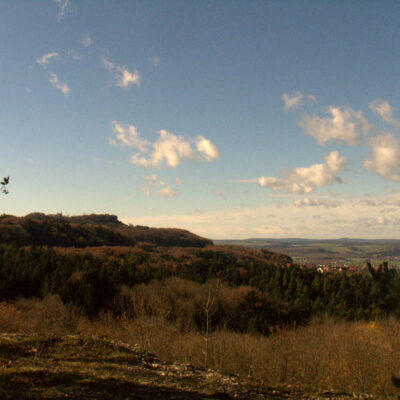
top-left (2, 1), bottom-right (400, 239)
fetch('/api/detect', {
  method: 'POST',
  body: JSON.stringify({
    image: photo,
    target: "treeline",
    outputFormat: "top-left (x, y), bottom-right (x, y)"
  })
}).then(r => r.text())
top-left (0, 243), bottom-right (399, 336)
top-left (0, 213), bottom-right (212, 248)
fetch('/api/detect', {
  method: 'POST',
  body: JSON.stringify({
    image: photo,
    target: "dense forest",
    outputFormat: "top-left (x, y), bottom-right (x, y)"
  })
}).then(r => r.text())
top-left (0, 214), bottom-right (398, 337)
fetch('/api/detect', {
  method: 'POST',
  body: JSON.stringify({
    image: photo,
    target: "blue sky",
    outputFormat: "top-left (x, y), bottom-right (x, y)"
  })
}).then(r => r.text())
top-left (2, 1), bottom-right (400, 239)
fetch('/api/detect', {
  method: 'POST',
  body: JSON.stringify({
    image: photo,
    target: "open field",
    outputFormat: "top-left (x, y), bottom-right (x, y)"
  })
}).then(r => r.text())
top-left (216, 239), bottom-right (400, 266)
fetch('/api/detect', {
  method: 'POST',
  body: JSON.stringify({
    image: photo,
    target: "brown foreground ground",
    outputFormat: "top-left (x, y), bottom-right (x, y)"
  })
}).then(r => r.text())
top-left (0, 333), bottom-right (381, 400)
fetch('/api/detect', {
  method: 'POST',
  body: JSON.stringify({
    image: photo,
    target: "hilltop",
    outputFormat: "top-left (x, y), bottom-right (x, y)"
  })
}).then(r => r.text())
top-left (0, 213), bottom-right (213, 248)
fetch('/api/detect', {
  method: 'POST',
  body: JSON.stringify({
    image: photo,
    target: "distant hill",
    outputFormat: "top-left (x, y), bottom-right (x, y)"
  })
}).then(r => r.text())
top-left (216, 238), bottom-right (400, 264)
top-left (0, 213), bottom-right (213, 248)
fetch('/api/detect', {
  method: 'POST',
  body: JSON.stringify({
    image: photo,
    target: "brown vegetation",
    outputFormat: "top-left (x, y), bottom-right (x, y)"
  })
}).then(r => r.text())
top-left (0, 290), bottom-right (399, 396)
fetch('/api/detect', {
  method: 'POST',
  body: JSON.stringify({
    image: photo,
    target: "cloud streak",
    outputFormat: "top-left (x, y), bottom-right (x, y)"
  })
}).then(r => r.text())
top-left (48, 73), bottom-right (70, 96)
top-left (55, 0), bottom-right (71, 21)
top-left (293, 197), bottom-right (340, 208)
top-left (37, 52), bottom-right (59, 66)
top-left (123, 191), bottom-right (400, 239)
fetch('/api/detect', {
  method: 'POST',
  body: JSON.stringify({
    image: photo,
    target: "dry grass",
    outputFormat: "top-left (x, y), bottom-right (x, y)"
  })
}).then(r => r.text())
top-left (0, 294), bottom-right (400, 396)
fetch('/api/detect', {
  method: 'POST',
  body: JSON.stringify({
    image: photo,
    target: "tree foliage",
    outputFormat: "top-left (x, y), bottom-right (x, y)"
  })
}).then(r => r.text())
top-left (1, 176), bottom-right (9, 194)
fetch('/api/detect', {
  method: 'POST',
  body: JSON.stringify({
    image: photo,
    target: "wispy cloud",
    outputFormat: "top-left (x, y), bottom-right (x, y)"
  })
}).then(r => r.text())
top-left (48, 72), bottom-right (70, 96)
top-left (55, 0), bottom-right (71, 21)
top-left (282, 92), bottom-right (315, 110)
top-left (299, 106), bottom-right (370, 145)
top-left (123, 191), bottom-right (400, 239)
top-left (369, 99), bottom-right (400, 127)
top-left (364, 132), bottom-right (400, 181)
top-left (150, 56), bottom-right (160, 67)
top-left (142, 174), bottom-right (180, 198)
top-left (246, 151), bottom-right (348, 194)
top-left (293, 197), bottom-right (340, 208)
top-left (157, 186), bottom-right (179, 198)
top-left (68, 49), bottom-right (81, 61)
top-left (37, 52), bottom-right (59, 66)
top-left (82, 33), bottom-right (92, 48)
top-left (109, 121), bottom-right (149, 152)
top-left (102, 57), bottom-right (140, 89)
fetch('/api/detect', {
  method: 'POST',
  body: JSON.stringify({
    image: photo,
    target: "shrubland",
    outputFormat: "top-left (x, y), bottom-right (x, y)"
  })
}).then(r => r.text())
top-left (0, 292), bottom-right (399, 396)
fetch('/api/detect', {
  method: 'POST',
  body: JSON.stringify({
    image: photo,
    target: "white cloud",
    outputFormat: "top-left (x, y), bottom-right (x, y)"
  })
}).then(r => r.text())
top-left (364, 132), bottom-right (400, 181)
top-left (256, 151), bottom-right (348, 193)
top-left (55, 0), bottom-right (71, 21)
top-left (82, 33), bottom-right (92, 48)
top-left (102, 57), bottom-right (140, 89)
top-left (37, 52), bottom-right (59, 66)
top-left (157, 186), bottom-right (179, 198)
top-left (293, 197), bottom-right (340, 208)
top-left (175, 178), bottom-right (183, 185)
top-left (196, 136), bottom-right (220, 161)
top-left (109, 121), bottom-right (149, 152)
top-left (48, 73), bottom-right (70, 96)
top-left (131, 129), bottom-right (193, 168)
top-left (282, 92), bottom-right (302, 110)
top-left (109, 122), bottom-right (218, 169)
top-left (119, 127), bottom-right (220, 169)
top-left (299, 106), bottom-right (370, 145)
top-left (369, 100), bottom-right (400, 126)
top-left (282, 92), bottom-right (315, 110)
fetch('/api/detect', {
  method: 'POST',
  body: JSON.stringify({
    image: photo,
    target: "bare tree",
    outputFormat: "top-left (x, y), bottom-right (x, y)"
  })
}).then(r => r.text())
top-left (202, 280), bottom-right (220, 369)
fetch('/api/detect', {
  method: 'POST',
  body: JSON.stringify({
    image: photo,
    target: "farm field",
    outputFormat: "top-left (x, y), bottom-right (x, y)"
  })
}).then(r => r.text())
top-left (216, 239), bottom-right (400, 266)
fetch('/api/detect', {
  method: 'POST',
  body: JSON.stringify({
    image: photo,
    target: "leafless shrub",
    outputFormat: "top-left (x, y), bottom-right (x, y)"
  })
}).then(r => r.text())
top-left (1, 288), bottom-right (400, 395)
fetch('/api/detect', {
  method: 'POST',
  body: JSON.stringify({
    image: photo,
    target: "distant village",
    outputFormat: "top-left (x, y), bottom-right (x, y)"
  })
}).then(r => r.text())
top-left (307, 256), bottom-right (400, 273)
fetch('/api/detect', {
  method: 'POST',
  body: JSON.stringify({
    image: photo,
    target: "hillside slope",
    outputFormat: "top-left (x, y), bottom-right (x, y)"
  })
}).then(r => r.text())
top-left (0, 334), bottom-right (374, 400)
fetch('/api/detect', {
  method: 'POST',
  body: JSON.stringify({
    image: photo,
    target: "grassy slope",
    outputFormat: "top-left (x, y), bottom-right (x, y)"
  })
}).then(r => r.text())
top-left (0, 334), bottom-right (375, 400)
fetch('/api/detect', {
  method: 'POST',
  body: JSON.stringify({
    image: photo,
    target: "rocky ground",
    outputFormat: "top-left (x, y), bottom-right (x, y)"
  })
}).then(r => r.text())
top-left (0, 333), bottom-right (380, 399)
